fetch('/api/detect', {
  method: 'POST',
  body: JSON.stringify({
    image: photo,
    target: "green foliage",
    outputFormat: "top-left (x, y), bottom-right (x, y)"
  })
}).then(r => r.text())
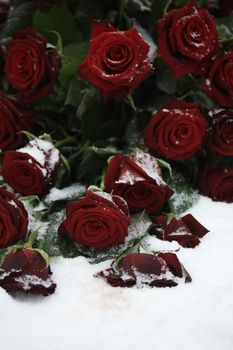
top-left (33, 0), bottom-right (82, 45)
top-left (151, 0), bottom-right (170, 21)
top-left (167, 170), bottom-right (200, 216)
top-left (0, 2), bottom-right (36, 39)
top-left (59, 42), bottom-right (88, 89)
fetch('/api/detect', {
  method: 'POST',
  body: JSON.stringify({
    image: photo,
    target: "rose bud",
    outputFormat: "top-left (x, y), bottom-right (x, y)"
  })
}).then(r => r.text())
top-left (78, 21), bottom-right (153, 99)
top-left (150, 214), bottom-right (209, 248)
top-left (0, 187), bottom-right (28, 248)
top-left (59, 190), bottom-right (130, 250)
top-left (1, 138), bottom-right (61, 196)
top-left (208, 109), bottom-right (233, 156)
top-left (0, 248), bottom-right (56, 296)
top-left (4, 28), bottom-right (61, 105)
top-left (144, 99), bottom-right (208, 161)
top-left (0, 0), bottom-right (10, 25)
top-left (96, 252), bottom-right (191, 288)
top-left (157, 0), bottom-right (219, 78)
top-left (199, 165), bottom-right (233, 203)
top-left (202, 52), bottom-right (233, 108)
top-left (0, 92), bottom-right (34, 151)
top-left (104, 150), bottom-right (173, 215)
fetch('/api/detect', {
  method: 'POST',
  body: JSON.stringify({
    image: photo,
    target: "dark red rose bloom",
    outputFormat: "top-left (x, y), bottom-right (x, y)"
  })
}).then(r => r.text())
top-left (59, 190), bottom-right (130, 250)
top-left (4, 28), bottom-right (61, 105)
top-left (202, 52), bottom-right (233, 107)
top-left (96, 252), bottom-right (192, 288)
top-left (0, 92), bottom-right (34, 151)
top-left (208, 109), bottom-right (233, 156)
top-left (1, 139), bottom-right (61, 196)
top-left (157, 0), bottom-right (219, 78)
top-left (0, 0), bottom-right (10, 25)
top-left (150, 214), bottom-right (209, 248)
top-left (144, 99), bottom-right (208, 161)
top-left (104, 150), bottom-right (173, 215)
top-left (0, 187), bottom-right (28, 248)
top-left (78, 21), bottom-right (153, 98)
top-left (0, 248), bottom-right (56, 296)
top-left (199, 165), bottom-right (233, 203)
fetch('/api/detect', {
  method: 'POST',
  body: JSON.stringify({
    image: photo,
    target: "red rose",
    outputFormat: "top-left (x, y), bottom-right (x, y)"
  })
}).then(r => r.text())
top-left (78, 21), bottom-right (153, 98)
top-left (199, 165), bottom-right (233, 203)
top-left (0, 92), bottom-right (34, 151)
top-left (104, 150), bottom-right (173, 214)
top-left (157, 0), bottom-right (219, 78)
top-left (96, 252), bottom-right (191, 288)
top-left (4, 28), bottom-right (61, 105)
top-left (1, 139), bottom-right (61, 195)
top-left (0, 187), bottom-right (28, 248)
top-left (59, 190), bottom-right (130, 249)
top-left (144, 99), bottom-right (208, 161)
top-left (202, 52), bottom-right (233, 107)
top-left (0, 248), bottom-right (56, 296)
top-left (150, 214), bottom-right (209, 248)
top-left (208, 109), bottom-right (233, 156)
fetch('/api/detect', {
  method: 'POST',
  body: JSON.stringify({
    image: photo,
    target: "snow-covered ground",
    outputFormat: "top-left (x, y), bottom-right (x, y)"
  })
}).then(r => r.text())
top-left (1, 196), bottom-right (233, 350)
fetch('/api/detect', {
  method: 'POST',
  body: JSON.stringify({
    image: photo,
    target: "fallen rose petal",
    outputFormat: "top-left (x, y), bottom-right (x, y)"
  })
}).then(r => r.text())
top-left (95, 252), bottom-right (191, 288)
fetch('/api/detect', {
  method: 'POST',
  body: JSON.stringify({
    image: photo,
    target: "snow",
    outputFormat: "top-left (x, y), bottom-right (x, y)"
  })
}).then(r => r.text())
top-left (0, 196), bottom-right (233, 350)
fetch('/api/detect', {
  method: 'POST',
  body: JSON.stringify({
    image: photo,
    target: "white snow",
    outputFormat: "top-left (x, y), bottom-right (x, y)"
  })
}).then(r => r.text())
top-left (0, 195), bottom-right (233, 350)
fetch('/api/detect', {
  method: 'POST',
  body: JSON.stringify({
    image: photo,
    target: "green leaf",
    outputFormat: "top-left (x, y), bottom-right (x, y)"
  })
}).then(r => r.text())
top-left (63, 41), bottom-right (89, 59)
top-left (155, 158), bottom-right (173, 179)
top-left (64, 76), bottom-right (85, 107)
top-left (33, 0), bottom-right (82, 45)
top-left (0, 2), bottom-right (36, 39)
top-left (20, 195), bottom-right (41, 206)
top-left (155, 61), bottom-right (177, 94)
top-left (34, 83), bottom-right (66, 112)
top-left (0, 248), bottom-right (8, 264)
top-left (167, 171), bottom-right (200, 216)
top-left (151, 0), bottom-right (170, 21)
top-left (77, 144), bottom-right (118, 183)
top-left (39, 210), bottom-right (80, 258)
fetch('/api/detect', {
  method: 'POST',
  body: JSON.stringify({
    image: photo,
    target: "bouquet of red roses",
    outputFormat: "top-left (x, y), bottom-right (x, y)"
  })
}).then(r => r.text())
top-left (0, 0), bottom-right (232, 296)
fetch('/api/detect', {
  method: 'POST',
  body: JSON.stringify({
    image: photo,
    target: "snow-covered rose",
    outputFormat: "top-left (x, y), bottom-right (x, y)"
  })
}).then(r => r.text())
top-left (1, 138), bottom-right (61, 195)
top-left (104, 150), bottom-right (173, 214)
top-left (0, 248), bottom-right (56, 296)
top-left (59, 190), bottom-right (130, 249)
top-left (157, 0), bottom-right (219, 78)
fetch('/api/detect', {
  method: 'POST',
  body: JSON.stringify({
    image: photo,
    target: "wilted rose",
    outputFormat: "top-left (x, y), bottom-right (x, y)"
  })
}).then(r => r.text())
top-left (104, 150), bottom-right (173, 214)
top-left (96, 252), bottom-right (191, 288)
top-left (0, 248), bottom-right (56, 296)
